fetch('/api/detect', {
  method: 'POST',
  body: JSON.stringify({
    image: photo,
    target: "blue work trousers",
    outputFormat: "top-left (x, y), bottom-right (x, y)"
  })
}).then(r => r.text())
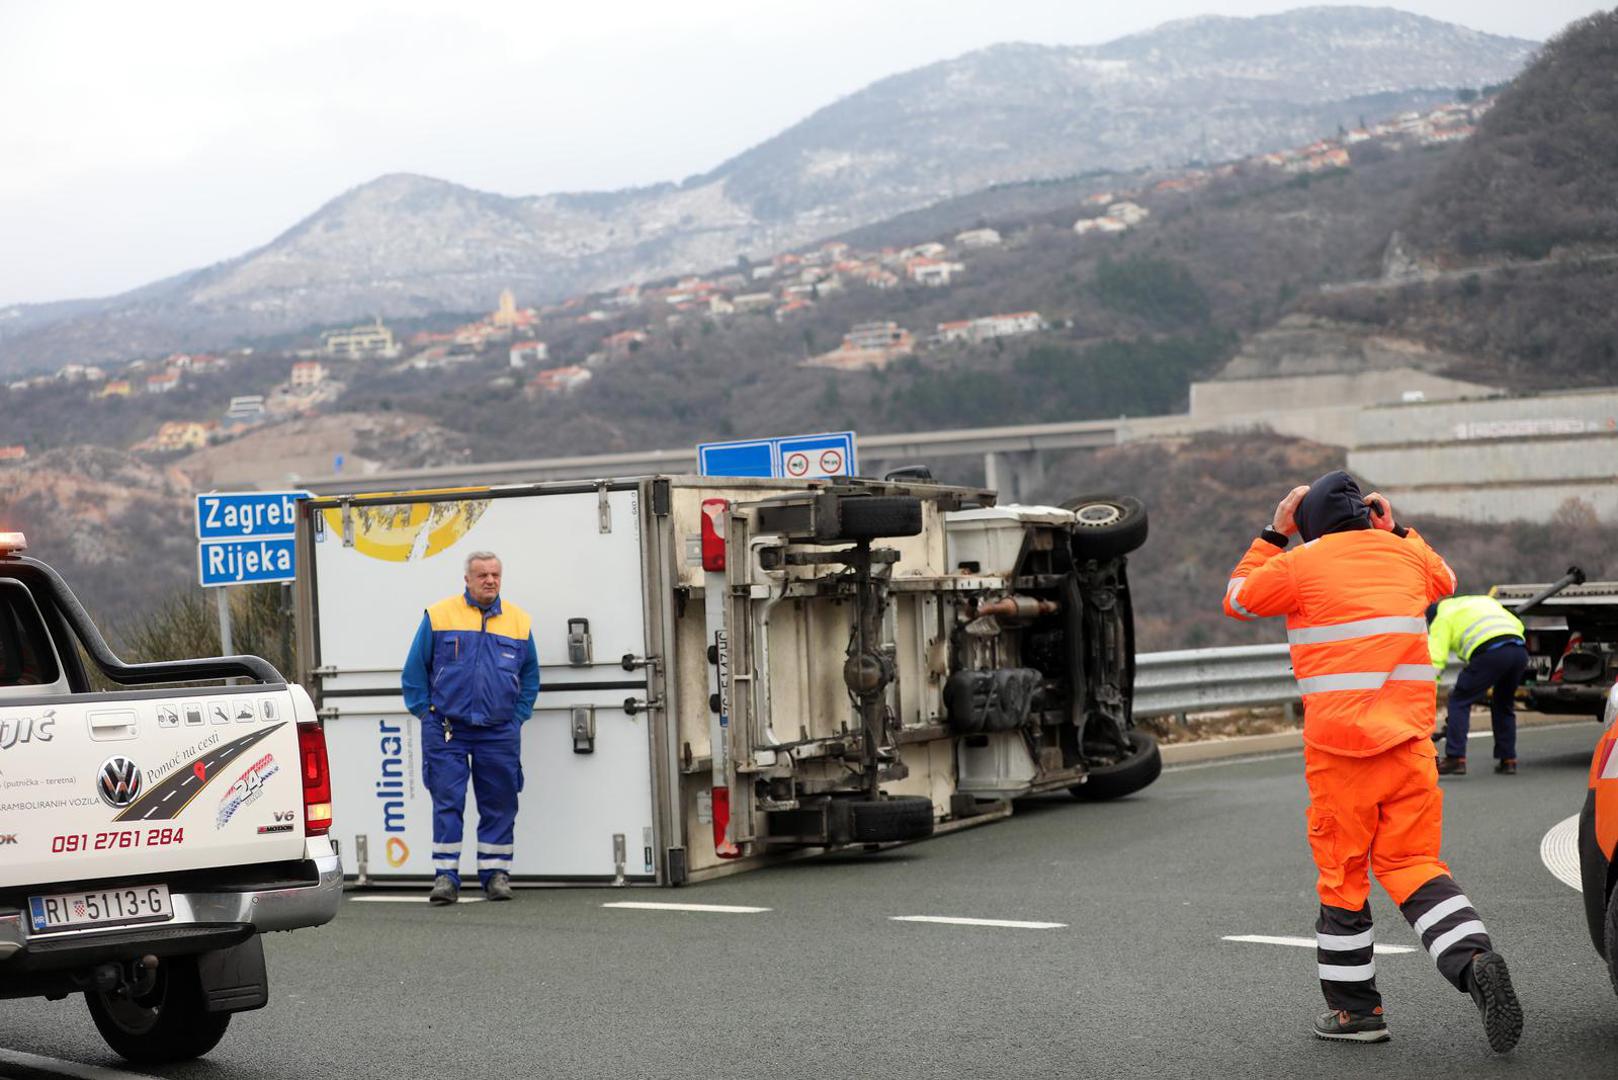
top-left (420, 716), bottom-right (522, 888)
top-left (1445, 642), bottom-right (1529, 761)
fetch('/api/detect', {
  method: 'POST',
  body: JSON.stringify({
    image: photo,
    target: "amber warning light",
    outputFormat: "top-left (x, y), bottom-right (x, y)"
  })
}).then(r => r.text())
top-left (0, 532), bottom-right (27, 556)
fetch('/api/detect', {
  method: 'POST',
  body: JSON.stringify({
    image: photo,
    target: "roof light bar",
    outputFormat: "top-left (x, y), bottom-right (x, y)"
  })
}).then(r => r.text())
top-left (0, 531), bottom-right (27, 556)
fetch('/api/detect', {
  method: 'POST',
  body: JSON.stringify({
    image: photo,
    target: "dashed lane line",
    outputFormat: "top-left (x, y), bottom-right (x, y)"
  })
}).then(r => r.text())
top-left (602, 902), bottom-right (771, 914)
top-left (1539, 814), bottom-right (1581, 892)
top-left (347, 895), bottom-right (486, 904)
top-left (1223, 934), bottom-right (1416, 955)
top-left (891, 915), bottom-right (1066, 930)
top-left (0, 1047), bottom-right (160, 1080)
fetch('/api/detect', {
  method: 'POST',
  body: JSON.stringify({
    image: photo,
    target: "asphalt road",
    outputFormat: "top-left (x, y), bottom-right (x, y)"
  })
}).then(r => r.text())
top-left (4, 722), bottom-right (1615, 1080)
top-left (113, 724), bottom-right (285, 824)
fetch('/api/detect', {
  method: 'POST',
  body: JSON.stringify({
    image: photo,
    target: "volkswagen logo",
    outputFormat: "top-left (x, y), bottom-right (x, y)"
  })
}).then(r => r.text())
top-left (97, 756), bottom-right (143, 808)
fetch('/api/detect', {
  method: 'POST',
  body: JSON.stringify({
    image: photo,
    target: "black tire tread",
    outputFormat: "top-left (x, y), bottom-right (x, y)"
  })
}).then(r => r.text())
top-left (1062, 494), bottom-right (1149, 560)
top-left (835, 496), bottom-right (924, 542)
top-left (1070, 730), bottom-right (1162, 801)
top-left (85, 958), bottom-right (231, 1064)
top-left (848, 795), bottom-right (935, 842)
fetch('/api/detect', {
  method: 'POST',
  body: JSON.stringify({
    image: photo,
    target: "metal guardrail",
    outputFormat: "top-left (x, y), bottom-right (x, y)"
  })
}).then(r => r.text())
top-left (1134, 645), bottom-right (1460, 719)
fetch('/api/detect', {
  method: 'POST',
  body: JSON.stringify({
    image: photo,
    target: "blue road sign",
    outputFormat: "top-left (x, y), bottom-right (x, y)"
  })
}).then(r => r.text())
top-left (195, 491), bottom-right (309, 541)
top-left (198, 536), bottom-right (298, 587)
top-left (698, 431), bottom-right (856, 480)
top-left (195, 490), bottom-right (308, 587)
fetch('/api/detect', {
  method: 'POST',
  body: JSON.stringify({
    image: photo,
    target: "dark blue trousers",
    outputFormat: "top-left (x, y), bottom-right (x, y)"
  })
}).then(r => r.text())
top-left (420, 717), bottom-right (522, 888)
top-left (1445, 642), bottom-right (1529, 761)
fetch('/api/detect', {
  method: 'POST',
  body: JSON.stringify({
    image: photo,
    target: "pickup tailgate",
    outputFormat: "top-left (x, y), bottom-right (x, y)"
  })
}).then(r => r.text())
top-left (0, 688), bottom-right (307, 889)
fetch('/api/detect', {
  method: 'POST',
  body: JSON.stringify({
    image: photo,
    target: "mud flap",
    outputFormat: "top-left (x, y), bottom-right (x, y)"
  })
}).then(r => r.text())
top-left (196, 934), bottom-right (268, 1014)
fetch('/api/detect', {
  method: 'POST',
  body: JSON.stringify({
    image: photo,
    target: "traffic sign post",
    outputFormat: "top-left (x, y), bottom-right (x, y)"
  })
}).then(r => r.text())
top-left (697, 431), bottom-right (857, 480)
top-left (195, 490), bottom-right (309, 657)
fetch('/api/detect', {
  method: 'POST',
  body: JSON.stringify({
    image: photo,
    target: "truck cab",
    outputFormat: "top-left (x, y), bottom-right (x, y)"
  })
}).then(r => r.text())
top-left (0, 533), bottom-right (341, 1063)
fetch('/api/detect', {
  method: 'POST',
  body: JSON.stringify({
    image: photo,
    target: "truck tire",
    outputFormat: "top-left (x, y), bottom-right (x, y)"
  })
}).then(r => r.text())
top-left (86, 956), bottom-right (231, 1064)
top-left (1063, 494), bottom-right (1148, 560)
top-left (834, 496), bottom-right (924, 542)
top-left (1070, 731), bottom-right (1162, 801)
top-left (1606, 881), bottom-right (1618, 1000)
top-left (848, 795), bottom-right (936, 842)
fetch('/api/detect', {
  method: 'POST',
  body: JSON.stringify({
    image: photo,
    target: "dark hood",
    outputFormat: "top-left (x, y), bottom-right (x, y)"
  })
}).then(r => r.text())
top-left (1296, 470), bottom-right (1371, 543)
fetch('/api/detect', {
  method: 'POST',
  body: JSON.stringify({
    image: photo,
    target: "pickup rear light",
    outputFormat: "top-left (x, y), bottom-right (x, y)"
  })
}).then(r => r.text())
top-left (298, 722), bottom-right (333, 836)
top-left (700, 499), bottom-right (728, 572)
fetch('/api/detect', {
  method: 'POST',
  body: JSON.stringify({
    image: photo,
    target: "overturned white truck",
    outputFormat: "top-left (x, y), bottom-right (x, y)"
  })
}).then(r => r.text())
top-left (293, 476), bottom-right (1155, 885)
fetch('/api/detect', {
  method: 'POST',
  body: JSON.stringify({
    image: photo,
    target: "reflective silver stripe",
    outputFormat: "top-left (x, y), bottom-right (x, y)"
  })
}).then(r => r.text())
top-left (476, 843), bottom-right (515, 854)
top-left (1317, 928), bottom-right (1375, 952)
top-left (1428, 920), bottom-right (1488, 960)
top-left (1288, 616), bottom-right (1427, 646)
top-left (1318, 961), bottom-right (1377, 982)
top-left (431, 843), bottom-right (460, 854)
top-left (1226, 578), bottom-right (1258, 620)
top-left (1297, 665), bottom-right (1436, 695)
top-left (1412, 894), bottom-right (1472, 935)
top-left (1460, 619), bottom-right (1520, 655)
top-left (476, 858), bottom-right (511, 869)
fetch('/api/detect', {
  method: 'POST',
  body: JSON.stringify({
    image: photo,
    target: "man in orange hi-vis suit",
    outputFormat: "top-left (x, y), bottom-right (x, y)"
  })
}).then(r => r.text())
top-left (1223, 471), bottom-right (1522, 1052)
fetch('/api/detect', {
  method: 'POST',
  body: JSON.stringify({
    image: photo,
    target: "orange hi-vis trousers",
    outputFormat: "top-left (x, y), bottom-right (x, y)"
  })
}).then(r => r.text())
top-left (1305, 738), bottom-right (1449, 910)
top-left (1305, 737), bottom-right (1493, 1012)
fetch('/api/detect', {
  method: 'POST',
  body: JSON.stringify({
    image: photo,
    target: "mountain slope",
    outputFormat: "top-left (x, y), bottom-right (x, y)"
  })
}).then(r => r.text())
top-left (0, 6), bottom-right (1535, 374)
top-left (1300, 9), bottom-right (1618, 387)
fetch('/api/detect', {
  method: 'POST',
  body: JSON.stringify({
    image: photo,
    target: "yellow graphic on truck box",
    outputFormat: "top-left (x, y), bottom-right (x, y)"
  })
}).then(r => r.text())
top-left (324, 500), bottom-right (490, 562)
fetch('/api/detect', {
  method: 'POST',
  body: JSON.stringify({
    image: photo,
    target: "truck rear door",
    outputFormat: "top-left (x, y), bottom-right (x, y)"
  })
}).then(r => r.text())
top-left (303, 485), bottom-right (660, 883)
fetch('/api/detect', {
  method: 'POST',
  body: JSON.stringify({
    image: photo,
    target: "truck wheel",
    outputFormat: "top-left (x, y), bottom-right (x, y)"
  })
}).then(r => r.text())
top-left (834, 496), bottom-right (924, 542)
top-left (86, 957), bottom-right (230, 1064)
top-left (848, 795), bottom-right (936, 842)
top-left (1606, 881), bottom-right (1618, 1000)
top-left (1062, 494), bottom-right (1148, 559)
top-left (1070, 731), bottom-right (1162, 801)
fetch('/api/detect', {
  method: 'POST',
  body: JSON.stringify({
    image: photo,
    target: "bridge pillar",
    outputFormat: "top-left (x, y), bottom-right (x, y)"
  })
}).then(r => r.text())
top-left (983, 450), bottom-right (1047, 504)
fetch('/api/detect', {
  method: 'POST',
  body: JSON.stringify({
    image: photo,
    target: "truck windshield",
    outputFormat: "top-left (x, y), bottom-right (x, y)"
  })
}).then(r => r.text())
top-left (0, 579), bottom-right (60, 688)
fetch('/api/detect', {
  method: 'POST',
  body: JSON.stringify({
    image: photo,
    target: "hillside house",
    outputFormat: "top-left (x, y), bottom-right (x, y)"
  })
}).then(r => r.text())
top-left (322, 318), bottom-right (399, 360)
top-left (806, 321), bottom-right (914, 372)
top-left (935, 312), bottom-right (1046, 344)
top-left (774, 299), bottom-right (815, 322)
top-left (907, 258), bottom-right (964, 287)
top-left (900, 242), bottom-right (947, 261)
top-left (290, 360), bottom-right (327, 389)
top-left (526, 365), bottom-right (592, 397)
top-left (0, 445), bottom-right (26, 462)
top-left (733, 292), bottom-right (774, 313)
top-left (509, 342), bottom-right (549, 367)
top-left (225, 395), bottom-right (267, 423)
top-left (154, 421), bottom-right (214, 452)
top-left (99, 379), bottom-right (133, 398)
top-left (604, 329), bottom-right (648, 355)
top-left (145, 371), bottom-right (180, 394)
top-left (954, 228), bottom-right (1002, 249)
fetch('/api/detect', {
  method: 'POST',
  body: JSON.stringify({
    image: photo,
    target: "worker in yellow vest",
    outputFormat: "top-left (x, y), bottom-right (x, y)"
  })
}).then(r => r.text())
top-left (1427, 596), bottom-right (1528, 776)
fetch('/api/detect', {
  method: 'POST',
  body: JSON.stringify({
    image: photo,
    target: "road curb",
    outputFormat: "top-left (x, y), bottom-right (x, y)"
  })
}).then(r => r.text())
top-left (1159, 712), bottom-right (1599, 768)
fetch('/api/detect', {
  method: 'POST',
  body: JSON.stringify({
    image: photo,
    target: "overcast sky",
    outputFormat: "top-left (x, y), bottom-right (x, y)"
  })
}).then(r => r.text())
top-left (0, 1), bottom-right (1606, 306)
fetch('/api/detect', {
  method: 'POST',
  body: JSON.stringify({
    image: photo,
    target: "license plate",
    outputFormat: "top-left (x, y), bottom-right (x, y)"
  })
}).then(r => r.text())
top-left (27, 884), bottom-right (173, 933)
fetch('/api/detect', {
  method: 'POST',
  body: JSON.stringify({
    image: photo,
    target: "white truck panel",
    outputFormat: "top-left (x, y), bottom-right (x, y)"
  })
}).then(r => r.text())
top-left (0, 690), bottom-right (307, 889)
top-left (312, 489), bottom-right (658, 881)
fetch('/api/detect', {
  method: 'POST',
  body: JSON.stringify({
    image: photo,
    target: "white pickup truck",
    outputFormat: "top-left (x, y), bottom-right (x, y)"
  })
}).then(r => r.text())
top-left (0, 533), bottom-right (341, 1063)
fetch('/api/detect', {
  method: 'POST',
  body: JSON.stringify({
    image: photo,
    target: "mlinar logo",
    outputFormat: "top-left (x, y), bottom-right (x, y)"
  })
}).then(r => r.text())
top-left (97, 757), bottom-right (143, 808)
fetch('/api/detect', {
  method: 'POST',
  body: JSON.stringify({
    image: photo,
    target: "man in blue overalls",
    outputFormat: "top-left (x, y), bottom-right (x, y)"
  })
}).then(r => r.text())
top-left (402, 550), bottom-right (540, 904)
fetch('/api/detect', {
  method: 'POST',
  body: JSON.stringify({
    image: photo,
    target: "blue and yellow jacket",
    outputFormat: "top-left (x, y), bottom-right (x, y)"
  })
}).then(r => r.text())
top-left (401, 591), bottom-right (540, 727)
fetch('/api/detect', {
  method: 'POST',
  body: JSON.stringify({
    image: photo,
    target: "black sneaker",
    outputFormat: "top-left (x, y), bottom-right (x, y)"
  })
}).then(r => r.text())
top-left (1494, 758), bottom-right (1517, 775)
top-left (1312, 1008), bottom-right (1391, 1043)
top-left (428, 875), bottom-right (459, 905)
top-left (1437, 756), bottom-right (1467, 776)
top-left (484, 871), bottom-right (514, 902)
top-left (1468, 951), bottom-right (1523, 1053)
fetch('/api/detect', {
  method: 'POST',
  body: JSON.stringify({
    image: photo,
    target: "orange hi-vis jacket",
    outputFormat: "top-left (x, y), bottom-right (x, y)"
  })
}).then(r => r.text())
top-left (1224, 528), bottom-right (1458, 757)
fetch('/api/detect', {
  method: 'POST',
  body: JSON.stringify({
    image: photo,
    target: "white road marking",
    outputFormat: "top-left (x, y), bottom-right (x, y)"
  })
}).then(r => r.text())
top-left (602, 901), bottom-right (771, 914)
top-left (182, 776), bottom-right (196, 786)
top-left (162, 791), bottom-right (177, 802)
top-left (142, 806), bottom-right (159, 820)
top-left (1539, 813), bottom-right (1582, 892)
top-left (1223, 934), bottom-right (1416, 955)
top-left (891, 915), bottom-right (1066, 930)
top-left (0, 1046), bottom-right (161, 1079)
top-left (347, 895), bottom-right (485, 904)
